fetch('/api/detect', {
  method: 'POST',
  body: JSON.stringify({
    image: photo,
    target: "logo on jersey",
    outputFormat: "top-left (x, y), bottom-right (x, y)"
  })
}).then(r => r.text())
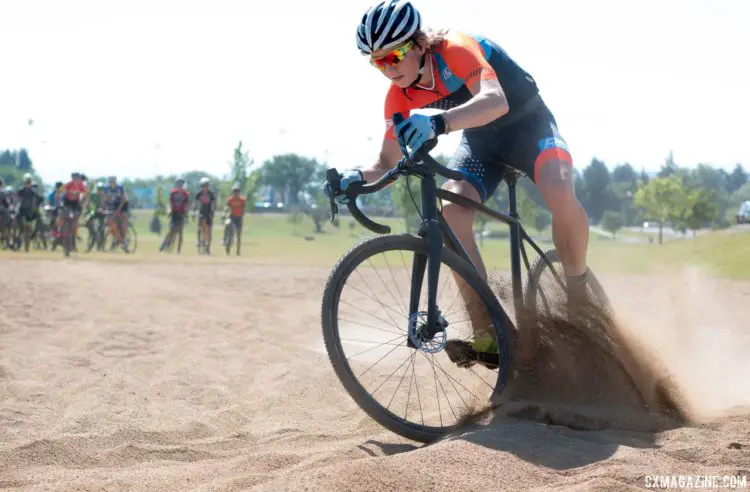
top-left (538, 136), bottom-right (569, 153)
top-left (385, 118), bottom-right (393, 130)
top-left (442, 67), bottom-right (453, 80)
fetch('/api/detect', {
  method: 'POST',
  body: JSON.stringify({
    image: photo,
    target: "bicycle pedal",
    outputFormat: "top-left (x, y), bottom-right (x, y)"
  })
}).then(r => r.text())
top-left (444, 340), bottom-right (477, 368)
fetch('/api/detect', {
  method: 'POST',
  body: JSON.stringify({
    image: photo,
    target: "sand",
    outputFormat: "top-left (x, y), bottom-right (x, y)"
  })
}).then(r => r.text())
top-left (1, 257), bottom-right (748, 491)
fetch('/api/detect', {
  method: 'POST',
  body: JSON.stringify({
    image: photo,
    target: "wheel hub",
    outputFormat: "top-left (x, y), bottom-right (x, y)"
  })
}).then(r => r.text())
top-left (408, 311), bottom-right (448, 354)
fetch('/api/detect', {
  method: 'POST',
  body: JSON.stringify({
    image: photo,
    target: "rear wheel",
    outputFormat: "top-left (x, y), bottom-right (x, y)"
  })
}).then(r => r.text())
top-left (62, 215), bottom-right (73, 257)
top-left (125, 221), bottom-right (137, 253)
top-left (321, 233), bottom-right (515, 443)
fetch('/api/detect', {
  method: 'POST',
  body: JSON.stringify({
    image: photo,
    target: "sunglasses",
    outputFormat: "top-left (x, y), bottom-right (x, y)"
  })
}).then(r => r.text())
top-left (370, 40), bottom-right (415, 70)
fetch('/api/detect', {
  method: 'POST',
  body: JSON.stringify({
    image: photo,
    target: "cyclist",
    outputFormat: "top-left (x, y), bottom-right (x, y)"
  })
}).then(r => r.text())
top-left (0, 179), bottom-right (9, 243)
top-left (193, 177), bottom-right (216, 254)
top-left (160, 176), bottom-right (190, 253)
top-left (16, 174), bottom-right (44, 252)
top-left (103, 176), bottom-right (130, 252)
top-left (85, 182), bottom-right (106, 251)
top-left (56, 172), bottom-right (88, 250)
top-left (326, 0), bottom-right (592, 360)
top-left (223, 183), bottom-right (246, 256)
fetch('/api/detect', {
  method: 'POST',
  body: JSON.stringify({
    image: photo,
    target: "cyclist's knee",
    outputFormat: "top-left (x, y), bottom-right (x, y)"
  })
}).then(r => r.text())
top-left (441, 180), bottom-right (479, 230)
top-left (536, 158), bottom-right (578, 210)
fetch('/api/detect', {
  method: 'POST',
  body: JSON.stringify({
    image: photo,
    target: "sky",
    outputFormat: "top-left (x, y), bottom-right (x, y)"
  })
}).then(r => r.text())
top-left (1, 0), bottom-right (749, 183)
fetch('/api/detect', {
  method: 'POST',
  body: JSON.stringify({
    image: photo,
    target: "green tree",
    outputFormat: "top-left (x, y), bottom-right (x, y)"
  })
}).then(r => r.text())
top-left (633, 176), bottom-right (686, 244)
top-left (230, 141), bottom-right (252, 191)
top-left (658, 151), bottom-right (678, 178)
top-left (683, 190), bottom-right (720, 236)
top-left (727, 163), bottom-right (748, 194)
top-left (581, 157), bottom-right (616, 223)
top-left (259, 153), bottom-right (322, 206)
top-left (601, 210), bottom-right (624, 238)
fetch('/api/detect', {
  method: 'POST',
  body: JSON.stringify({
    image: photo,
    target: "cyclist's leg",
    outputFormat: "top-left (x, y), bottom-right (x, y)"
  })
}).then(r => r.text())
top-left (20, 212), bottom-right (31, 251)
top-left (203, 214), bottom-right (212, 253)
top-left (160, 213), bottom-right (174, 251)
top-left (508, 103), bottom-right (590, 303)
top-left (441, 133), bottom-right (509, 347)
top-left (176, 214), bottom-right (184, 253)
top-left (233, 217), bottom-right (242, 255)
top-left (120, 211), bottom-right (130, 251)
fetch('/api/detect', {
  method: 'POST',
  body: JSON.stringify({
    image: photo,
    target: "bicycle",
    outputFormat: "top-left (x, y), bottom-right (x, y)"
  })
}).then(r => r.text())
top-left (321, 114), bottom-right (610, 443)
top-left (2, 211), bottom-right (22, 251)
top-left (30, 213), bottom-right (49, 251)
top-left (85, 210), bottom-right (107, 252)
top-left (160, 212), bottom-right (186, 254)
top-left (222, 214), bottom-right (240, 256)
top-left (102, 211), bottom-right (138, 254)
top-left (196, 214), bottom-right (211, 255)
top-left (59, 206), bottom-right (78, 257)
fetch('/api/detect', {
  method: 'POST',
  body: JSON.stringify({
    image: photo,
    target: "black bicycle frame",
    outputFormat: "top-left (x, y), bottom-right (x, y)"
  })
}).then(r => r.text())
top-left (408, 169), bottom-right (562, 336)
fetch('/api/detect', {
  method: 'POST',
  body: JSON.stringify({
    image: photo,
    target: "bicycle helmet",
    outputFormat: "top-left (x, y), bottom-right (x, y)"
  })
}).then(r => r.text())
top-left (199, 177), bottom-right (210, 186)
top-left (356, 0), bottom-right (421, 55)
top-left (232, 183), bottom-right (241, 192)
top-left (23, 173), bottom-right (33, 183)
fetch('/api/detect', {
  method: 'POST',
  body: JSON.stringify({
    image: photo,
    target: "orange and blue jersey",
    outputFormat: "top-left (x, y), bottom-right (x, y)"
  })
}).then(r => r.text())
top-left (384, 30), bottom-right (540, 140)
top-left (383, 29), bottom-right (573, 201)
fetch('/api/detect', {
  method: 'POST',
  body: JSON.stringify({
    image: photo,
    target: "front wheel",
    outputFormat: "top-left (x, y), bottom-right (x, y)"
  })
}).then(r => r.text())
top-left (223, 221), bottom-right (233, 256)
top-left (321, 233), bottom-right (516, 443)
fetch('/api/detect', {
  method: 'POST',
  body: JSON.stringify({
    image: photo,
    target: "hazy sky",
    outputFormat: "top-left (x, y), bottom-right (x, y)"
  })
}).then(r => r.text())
top-left (2, 0), bottom-right (748, 183)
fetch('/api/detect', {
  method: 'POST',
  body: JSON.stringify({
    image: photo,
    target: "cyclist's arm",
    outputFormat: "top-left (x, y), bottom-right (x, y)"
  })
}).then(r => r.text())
top-left (360, 137), bottom-right (403, 183)
top-left (438, 33), bottom-right (509, 132)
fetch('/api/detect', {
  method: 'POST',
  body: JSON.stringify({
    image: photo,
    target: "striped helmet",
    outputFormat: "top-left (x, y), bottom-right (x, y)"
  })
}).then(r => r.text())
top-left (356, 0), bottom-right (421, 55)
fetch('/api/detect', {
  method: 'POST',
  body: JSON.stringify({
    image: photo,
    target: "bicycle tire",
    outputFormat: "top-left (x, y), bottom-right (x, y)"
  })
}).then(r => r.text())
top-left (524, 248), bottom-right (610, 316)
top-left (321, 233), bottom-right (516, 443)
top-left (86, 222), bottom-right (98, 253)
top-left (62, 216), bottom-right (73, 257)
top-left (126, 222), bottom-right (137, 253)
top-left (224, 223), bottom-right (233, 256)
top-left (523, 249), bottom-right (654, 407)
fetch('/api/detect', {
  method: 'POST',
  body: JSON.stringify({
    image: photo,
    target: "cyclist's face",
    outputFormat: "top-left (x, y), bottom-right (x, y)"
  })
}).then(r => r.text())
top-left (371, 39), bottom-right (423, 88)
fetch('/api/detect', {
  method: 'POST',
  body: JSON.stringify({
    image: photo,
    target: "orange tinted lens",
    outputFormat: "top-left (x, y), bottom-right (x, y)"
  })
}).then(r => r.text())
top-left (370, 41), bottom-right (411, 70)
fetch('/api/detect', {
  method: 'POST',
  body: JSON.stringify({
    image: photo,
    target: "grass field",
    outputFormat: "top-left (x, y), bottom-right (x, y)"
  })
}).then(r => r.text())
top-left (3, 209), bottom-right (749, 279)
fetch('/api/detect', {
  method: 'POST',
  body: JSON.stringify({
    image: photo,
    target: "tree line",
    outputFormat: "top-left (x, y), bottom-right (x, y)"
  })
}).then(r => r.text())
top-left (3, 144), bottom-right (748, 242)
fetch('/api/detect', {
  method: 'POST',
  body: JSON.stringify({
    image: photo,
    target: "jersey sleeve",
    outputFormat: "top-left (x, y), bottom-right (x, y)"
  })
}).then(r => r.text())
top-left (441, 31), bottom-right (497, 88)
top-left (383, 86), bottom-right (413, 141)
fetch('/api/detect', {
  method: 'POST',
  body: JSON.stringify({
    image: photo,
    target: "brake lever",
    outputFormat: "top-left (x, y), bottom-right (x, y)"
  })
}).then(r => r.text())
top-left (328, 193), bottom-right (338, 223)
top-left (325, 168), bottom-right (342, 223)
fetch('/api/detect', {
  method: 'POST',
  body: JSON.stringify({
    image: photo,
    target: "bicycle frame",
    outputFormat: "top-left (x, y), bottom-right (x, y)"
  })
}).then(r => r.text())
top-left (394, 165), bottom-right (563, 338)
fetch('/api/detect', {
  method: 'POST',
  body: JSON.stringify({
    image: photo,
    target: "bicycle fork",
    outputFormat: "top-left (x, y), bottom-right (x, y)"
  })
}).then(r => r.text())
top-left (407, 174), bottom-right (447, 347)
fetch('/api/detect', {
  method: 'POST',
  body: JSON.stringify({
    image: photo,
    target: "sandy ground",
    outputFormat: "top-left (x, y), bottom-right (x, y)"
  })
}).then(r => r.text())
top-left (1, 257), bottom-right (749, 491)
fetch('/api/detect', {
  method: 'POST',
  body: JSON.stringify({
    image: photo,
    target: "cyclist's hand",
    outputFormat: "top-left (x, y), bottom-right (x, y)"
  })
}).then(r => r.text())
top-left (323, 170), bottom-right (364, 204)
top-left (394, 113), bottom-right (445, 153)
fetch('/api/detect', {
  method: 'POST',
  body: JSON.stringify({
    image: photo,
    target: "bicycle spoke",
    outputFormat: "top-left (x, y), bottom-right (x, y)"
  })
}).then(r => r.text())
top-left (344, 334), bottom-right (408, 362)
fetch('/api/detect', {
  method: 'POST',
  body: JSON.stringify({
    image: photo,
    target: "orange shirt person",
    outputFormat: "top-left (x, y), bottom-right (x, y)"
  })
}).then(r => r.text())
top-left (56, 172), bottom-right (88, 249)
top-left (224, 185), bottom-right (246, 256)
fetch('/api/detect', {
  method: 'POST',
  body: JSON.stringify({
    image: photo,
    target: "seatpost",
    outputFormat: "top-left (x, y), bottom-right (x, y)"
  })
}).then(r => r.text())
top-left (506, 177), bottom-right (524, 314)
